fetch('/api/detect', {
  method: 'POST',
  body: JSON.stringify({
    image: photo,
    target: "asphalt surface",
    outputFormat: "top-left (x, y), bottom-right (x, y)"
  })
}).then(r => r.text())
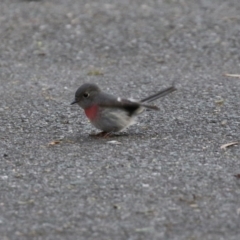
top-left (0, 0), bottom-right (240, 239)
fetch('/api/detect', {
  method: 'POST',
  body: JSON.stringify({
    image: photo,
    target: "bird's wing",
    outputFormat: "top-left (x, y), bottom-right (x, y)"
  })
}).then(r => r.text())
top-left (98, 96), bottom-right (159, 116)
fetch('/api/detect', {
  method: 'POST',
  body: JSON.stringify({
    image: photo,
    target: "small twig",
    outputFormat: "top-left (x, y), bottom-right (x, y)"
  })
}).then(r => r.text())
top-left (48, 140), bottom-right (62, 146)
top-left (223, 73), bottom-right (240, 78)
top-left (220, 142), bottom-right (238, 150)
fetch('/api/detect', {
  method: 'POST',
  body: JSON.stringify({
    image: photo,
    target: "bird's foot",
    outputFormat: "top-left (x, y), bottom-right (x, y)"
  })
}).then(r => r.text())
top-left (89, 131), bottom-right (113, 138)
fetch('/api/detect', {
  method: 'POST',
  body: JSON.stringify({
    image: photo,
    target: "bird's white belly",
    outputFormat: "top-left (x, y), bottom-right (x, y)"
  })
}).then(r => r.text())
top-left (91, 108), bottom-right (135, 132)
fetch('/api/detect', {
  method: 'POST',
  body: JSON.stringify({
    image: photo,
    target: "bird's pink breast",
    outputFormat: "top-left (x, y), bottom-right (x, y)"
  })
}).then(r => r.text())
top-left (84, 105), bottom-right (98, 121)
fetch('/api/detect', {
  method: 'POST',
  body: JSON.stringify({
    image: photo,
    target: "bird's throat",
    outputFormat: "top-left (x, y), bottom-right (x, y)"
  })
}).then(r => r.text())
top-left (84, 105), bottom-right (98, 121)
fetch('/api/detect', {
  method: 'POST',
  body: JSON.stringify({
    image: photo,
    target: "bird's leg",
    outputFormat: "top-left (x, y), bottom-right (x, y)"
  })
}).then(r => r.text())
top-left (89, 131), bottom-right (113, 138)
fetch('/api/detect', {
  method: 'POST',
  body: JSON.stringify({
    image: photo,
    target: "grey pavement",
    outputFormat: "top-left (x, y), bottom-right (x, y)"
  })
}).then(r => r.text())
top-left (0, 0), bottom-right (240, 239)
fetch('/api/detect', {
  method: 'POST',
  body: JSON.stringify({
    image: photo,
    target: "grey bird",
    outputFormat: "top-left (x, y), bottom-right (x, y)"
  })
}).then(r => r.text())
top-left (71, 83), bottom-right (176, 136)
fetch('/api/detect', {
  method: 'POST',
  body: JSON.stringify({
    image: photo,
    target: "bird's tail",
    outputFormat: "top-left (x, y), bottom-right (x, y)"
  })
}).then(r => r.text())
top-left (141, 85), bottom-right (176, 103)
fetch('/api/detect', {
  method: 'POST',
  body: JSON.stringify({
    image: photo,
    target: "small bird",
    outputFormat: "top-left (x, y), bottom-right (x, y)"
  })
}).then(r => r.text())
top-left (71, 83), bottom-right (176, 136)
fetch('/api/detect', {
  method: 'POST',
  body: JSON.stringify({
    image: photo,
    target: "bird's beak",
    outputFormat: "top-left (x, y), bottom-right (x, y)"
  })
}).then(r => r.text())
top-left (71, 100), bottom-right (77, 105)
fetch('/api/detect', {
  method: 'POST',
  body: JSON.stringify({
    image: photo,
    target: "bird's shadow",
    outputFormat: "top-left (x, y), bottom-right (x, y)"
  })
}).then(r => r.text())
top-left (64, 131), bottom-right (147, 144)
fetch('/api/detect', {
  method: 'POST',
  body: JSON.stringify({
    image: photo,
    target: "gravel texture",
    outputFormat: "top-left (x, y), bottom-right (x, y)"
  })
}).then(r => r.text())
top-left (0, 0), bottom-right (240, 239)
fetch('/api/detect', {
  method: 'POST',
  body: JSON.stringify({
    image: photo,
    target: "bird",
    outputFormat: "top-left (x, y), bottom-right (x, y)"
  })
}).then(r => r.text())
top-left (71, 83), bottom-right (176, 137)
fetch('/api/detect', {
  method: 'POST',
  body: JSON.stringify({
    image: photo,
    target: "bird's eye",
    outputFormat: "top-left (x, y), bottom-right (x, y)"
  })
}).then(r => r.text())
top-left (83, 92), bottom-right (89, 98)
